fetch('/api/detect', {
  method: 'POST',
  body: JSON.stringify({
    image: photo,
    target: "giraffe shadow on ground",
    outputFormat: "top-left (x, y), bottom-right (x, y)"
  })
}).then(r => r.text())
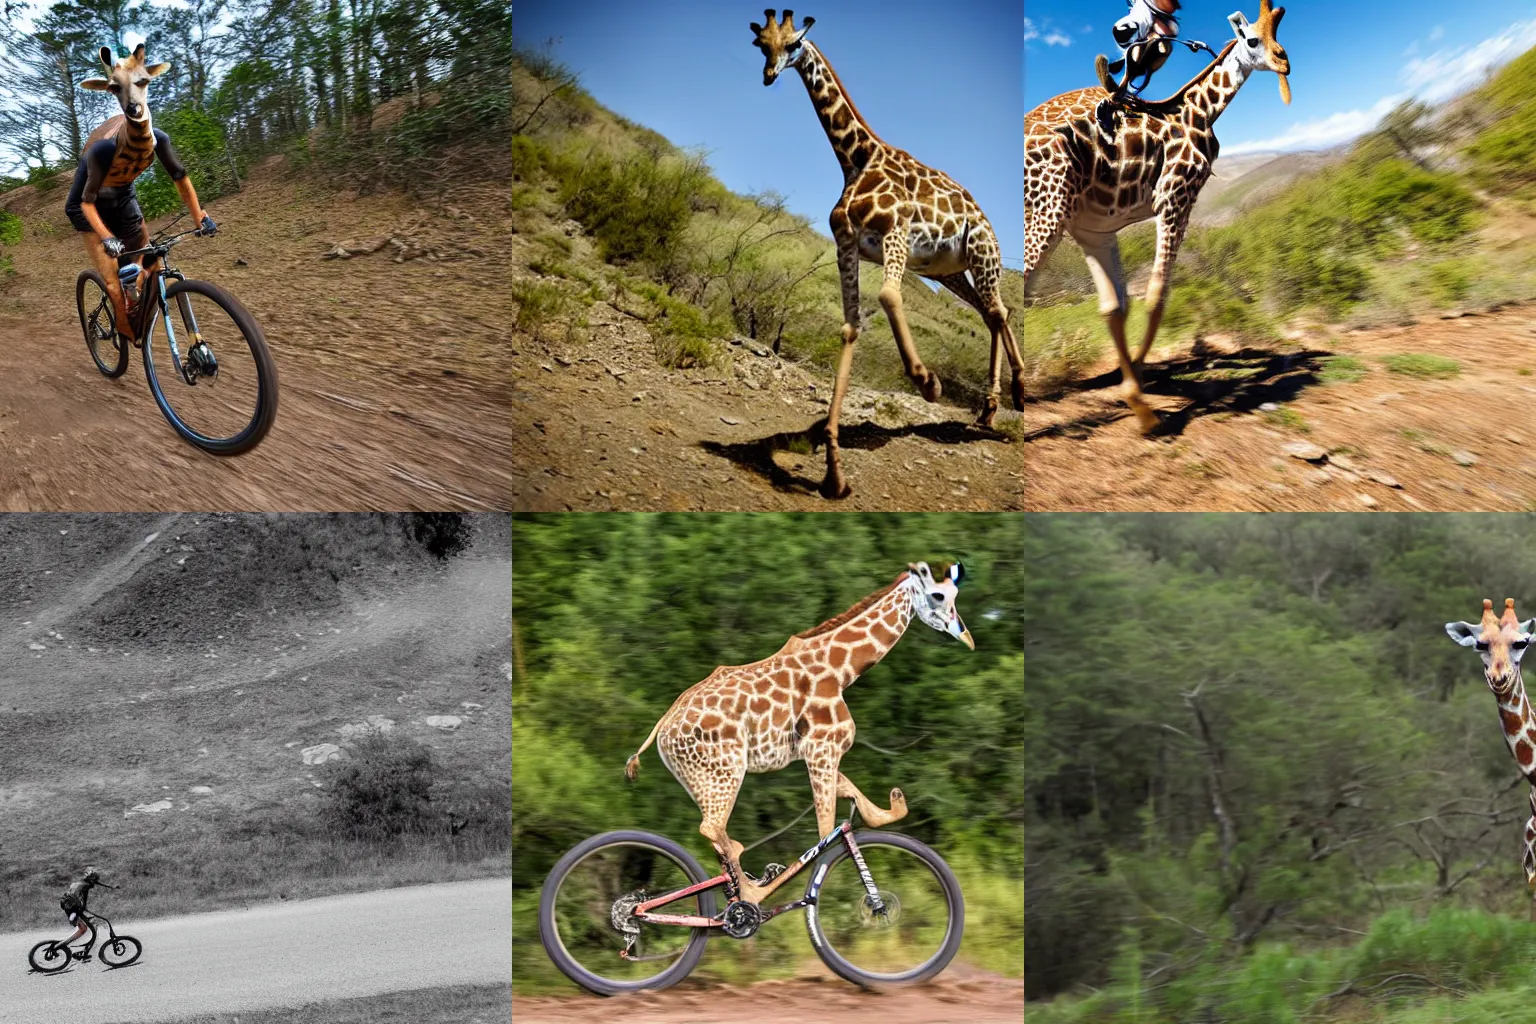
top-left (701, 419), bottom-right (1010, 495)
top-left (1024, 347), bottom-right (1332, 442)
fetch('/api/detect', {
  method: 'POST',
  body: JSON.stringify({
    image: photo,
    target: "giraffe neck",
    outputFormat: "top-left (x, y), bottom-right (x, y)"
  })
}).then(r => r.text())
top-left (1493, 668), bottom-right (1536, 783)
top-left (793, 41), bottom-right (885, 183)
top-left (122, 111), bottom-right (153, 145)
top-left (1179, 50), bottom-right (1251, 133)
top-left (804, 575), bottom-right (917, 689)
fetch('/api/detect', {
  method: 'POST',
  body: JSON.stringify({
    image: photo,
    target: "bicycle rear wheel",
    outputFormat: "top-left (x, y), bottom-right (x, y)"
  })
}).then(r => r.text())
top-left (806, 830), bottom-right (965, 988)
top-left (142, 278), bottom-right (277, 454)
top-left (100, 933), bottom-right (141, 968)
top-left (28, 940), bottom-right (70, 974)
top-left (77, 270), bottom-right (127, 378)
top-left (538, 829), bottom-right (716, 996)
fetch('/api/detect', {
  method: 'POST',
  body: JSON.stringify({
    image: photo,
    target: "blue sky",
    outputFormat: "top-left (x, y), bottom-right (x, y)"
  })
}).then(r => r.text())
top-left (516, 0), bottom-right (1023, 267)
top-left (1026, 1), bottom-right (1536, 155)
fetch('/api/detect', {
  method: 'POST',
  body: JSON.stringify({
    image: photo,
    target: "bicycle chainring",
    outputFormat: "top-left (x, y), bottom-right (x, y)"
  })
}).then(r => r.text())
top-left (610, 889), bottom-right (648, 937)
top-left (721, 899), bottom-right (762, 940)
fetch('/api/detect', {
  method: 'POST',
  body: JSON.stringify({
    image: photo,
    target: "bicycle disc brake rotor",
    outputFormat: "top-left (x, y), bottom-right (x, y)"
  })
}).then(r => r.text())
top-left (857, 890), bottom-right (902, 928)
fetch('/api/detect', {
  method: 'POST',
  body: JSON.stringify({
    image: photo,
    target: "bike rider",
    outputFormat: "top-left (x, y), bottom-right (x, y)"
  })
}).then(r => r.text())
top-left (58, 866), bottom-right (114, 961)
top-left (65, 43), bottom-right (216, 350)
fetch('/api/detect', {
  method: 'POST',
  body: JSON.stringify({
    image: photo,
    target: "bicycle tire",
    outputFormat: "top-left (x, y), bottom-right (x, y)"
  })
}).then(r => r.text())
top-left (538, 829), bottom-right (716, 996)
top-left (76, 270), bottom-right (127, 378)
top-left (28, 940), bottom-right (71, 974)
top-left (142, 278), bottom-right (278, 455)
top-left (805, 830), bottom-right (965, 989)
top-left (99, 933), bottom-right (142, 968)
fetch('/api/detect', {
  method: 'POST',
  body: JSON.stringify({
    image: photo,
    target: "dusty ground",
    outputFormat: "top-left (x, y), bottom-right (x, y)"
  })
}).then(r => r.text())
top-left (512, 968), bottom-right (1025, 1024)
top-left (1022, 303), bottom-right (1536, 510)
top-left (0, 162), bottom-right (510, 510)
top-left (511, 297), bottom-right (1023, 511)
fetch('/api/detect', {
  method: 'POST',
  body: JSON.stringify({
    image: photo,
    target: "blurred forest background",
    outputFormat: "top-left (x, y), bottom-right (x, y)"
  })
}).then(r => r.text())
top-left (512, 513), bottom-right (1024, 992)
top-left (1027, 514), bottom-right (1536, 1024)
top-left (0, 0), bottom-right (508, 223)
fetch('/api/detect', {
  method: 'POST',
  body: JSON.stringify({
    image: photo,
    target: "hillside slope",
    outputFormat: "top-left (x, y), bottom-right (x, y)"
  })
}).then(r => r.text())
top-left (0, 158), bottom-right (510, 510)
top-left (512, 57), bottom-right (1021, 509)
top-left (0, 513), bottom-right (510, 930)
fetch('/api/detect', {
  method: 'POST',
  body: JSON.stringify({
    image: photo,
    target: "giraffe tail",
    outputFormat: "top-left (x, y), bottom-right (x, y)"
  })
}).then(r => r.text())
top-left (625, 719), bottom-right (662, 782)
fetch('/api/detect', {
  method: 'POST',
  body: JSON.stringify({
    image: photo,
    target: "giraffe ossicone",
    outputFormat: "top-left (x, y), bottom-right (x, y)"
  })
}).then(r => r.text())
top-left (1446, 598), bottom-right (1536, 897)
top-left (749, 10), bottom-right (1024, 499)
top-left (1025, 1), bottom-right (1290, 434)
top-left (625, 560), bottom-right (974, 906)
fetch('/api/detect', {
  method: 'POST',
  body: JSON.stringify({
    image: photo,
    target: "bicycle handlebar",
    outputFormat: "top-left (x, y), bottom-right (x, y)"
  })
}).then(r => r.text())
top-left (118, 228), bottom-right (201, 261)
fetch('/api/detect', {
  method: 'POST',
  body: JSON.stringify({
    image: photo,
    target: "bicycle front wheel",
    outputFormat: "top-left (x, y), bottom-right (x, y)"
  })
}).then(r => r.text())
top-left (77, 270), bottom-right (127, 378)
top-left (806, 830), bottom-right (965, 988)
top-left (28, 940), bottom-right (70, 974)
top-left (99, 933), bottom-right (142, 968)
top-left (143, 279), bottom-right (277, 454)
top-left (538, 829), bottom-right (717, 996)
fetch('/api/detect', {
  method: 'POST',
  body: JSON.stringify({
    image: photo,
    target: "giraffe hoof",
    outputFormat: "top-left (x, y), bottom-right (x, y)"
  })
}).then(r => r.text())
top-left (819, 476), bottom-right (853, 501)
top-left (916, 370), bottom-right (942, 403)
top-left (1012, 376), bottom-right (1027, 412)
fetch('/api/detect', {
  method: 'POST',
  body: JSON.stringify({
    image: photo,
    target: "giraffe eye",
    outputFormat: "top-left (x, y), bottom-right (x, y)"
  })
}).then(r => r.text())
top-left (929, 592), bottom-right (945, 605)
top-left (1516, 640), bottom-right (1530, 650)
top-left (1476, 640), bottom-right (1491, 652)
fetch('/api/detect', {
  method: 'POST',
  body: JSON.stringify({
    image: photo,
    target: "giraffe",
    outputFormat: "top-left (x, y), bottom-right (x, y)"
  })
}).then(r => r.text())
top-left (1024, 1), bottom-right (1290, 432)
top-left (750, 10), bottom-right (1025, 499)
top-left (1446, 599), bottom-right (1536, 906)
top-left (625, 560), bottom-right (973, 905)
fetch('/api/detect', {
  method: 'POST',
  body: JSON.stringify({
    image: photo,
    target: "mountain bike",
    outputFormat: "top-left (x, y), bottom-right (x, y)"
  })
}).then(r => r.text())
top-left (28, 909), bottom-right (143, 973)
top-left (76, 212), bottom-right (278, 454)
top-left (538, 810), bottom-right (964, 995)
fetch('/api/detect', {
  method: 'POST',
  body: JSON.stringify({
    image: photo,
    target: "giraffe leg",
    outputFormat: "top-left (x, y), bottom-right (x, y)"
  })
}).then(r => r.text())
top-left (836, 771), bottom-right (908, 827)
top-left (1073, 229), bottom-right (1158, 433)
top-left (1524, 789), bottom-right (1536, 921)
top-left (880, 229), bottom-right (941, 402)
top-left (805, 756), bottom-right (843, 841)
top-left (1131, 208), bottom-right (1191, 369)
top-left (817, 227), bottom-right (861, 501)
top-left (693, 762), bottom-right (774, 905)
top-left (933, 271), bottom-right (1002, 426)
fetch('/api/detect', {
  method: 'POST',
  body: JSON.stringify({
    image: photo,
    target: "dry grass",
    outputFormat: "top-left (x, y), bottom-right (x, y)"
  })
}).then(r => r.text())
top-left (162, 983), bottom-right (510, 1023)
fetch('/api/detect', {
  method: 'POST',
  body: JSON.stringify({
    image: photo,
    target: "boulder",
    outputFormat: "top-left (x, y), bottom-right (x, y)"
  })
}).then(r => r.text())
top-left (302, 743), bottom-right (342, 764)
top-left (425, 715), bottom-right (463, 731)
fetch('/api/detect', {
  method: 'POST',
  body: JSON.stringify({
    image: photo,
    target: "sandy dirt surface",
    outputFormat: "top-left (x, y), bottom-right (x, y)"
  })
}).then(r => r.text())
top-left (0, 164), bottom-right (510, 510)
top-left (1022, 304), bottom-right (1536, 509)
top-left (0, 879), bottom-right (511, 1024)
top-left (512, 967), bottom-right (1025, 1024)
top-left (512, 293), bottom-right (1023, 511)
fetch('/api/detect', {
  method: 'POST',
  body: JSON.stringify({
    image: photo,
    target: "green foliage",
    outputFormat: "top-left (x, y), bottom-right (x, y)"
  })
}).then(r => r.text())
top-left (557, 144), bottom-right (712, 267)
top-left (1262, 407), bottom-right (1309, 432)
top-left (1025, 515), bottom-right (1536, 1021)
top-left (511, 278), bottom-right (574, 341)
top-left (405, 514), bottom-right (473, 559)
top-left (1381, 353), bottom-right (1461, 379)
top-left (1318, 355), bottom-right (1367, 384)
top-left (136, 107), bottom-right (239, 220)
top-left (1427, 258), bottom-right (1474, 305)
top-left (513, 514), bottom-right (1024, 991)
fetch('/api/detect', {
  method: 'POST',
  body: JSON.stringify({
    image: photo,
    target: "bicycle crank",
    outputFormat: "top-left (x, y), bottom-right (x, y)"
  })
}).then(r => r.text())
top-left (721, 899), bottom-right (762, 940)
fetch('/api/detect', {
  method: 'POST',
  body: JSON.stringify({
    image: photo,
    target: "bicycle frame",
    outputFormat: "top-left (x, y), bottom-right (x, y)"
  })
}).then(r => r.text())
top-left (633, 818), bottom-right (887, 931)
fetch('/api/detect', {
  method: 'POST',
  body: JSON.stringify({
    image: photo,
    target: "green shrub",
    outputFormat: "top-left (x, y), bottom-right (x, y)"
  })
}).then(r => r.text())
top-left (1319, 355), bottom-right (1367, 384)
top-left (557, 144), bottom-right (710, 267)
top-left (512, 278), bottom-right (572, 340)
top-left (1381, 352), bottom-right (1461, 379)
top-left (136, 106), bottom-right (240, 220)
top-left (1428, 258), bottom-right (1474, 305)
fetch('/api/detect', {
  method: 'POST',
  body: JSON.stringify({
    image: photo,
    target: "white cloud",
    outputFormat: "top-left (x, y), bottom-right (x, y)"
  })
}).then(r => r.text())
top-left (1225, 15), bottom-right (1536, 155)
top-left (1403, 15), bottom-right (1536, 103)
top-left (1043, 31), bottom-right (1072, 47)
top-left (1024, 16), bottom-right (1071, 47)
top-left (1429, 25), bottom-right (1445, 42)
top-left (1024, 17), bottom-right (1038, 42)
top-left (1223, 94), bottom-right (1406, 156)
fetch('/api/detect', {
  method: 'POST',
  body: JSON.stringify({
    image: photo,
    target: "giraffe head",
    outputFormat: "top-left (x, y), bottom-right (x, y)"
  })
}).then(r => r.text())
top-left (907, 561), bottom-right (973, 650)
top-left (80, 44), bottom-right (170, 123)
top-left (750, 9), bottom-right (816, 86)
top-left (1447, 599), bottom-right (1536, 695)
top-left (1227, 0), bottom-right (1290, 104)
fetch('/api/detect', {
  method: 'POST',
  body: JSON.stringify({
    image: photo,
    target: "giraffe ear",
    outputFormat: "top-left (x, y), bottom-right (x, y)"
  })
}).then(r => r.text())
top-left (146, 61), bottom-right (170, 78)
top-left (1446, 621), bottom-right (1480, 647)
top-left (99, 46), bottom-right (114, 71)
top-left (80, 78), bottom-right (111, 91)
top-left (1521, 619), bottom-right (1536, 636)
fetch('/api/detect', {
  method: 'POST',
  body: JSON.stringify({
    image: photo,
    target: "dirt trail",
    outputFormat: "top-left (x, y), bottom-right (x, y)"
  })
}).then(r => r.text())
top-left (512, 970), bottom-right (1025, 1024)
top-left (511, 299), bottom-right (1023, 511)
top-left (0, 164), bottom-right (510, 510)
top-left (1022, 304), bottom-right (1536, 510)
